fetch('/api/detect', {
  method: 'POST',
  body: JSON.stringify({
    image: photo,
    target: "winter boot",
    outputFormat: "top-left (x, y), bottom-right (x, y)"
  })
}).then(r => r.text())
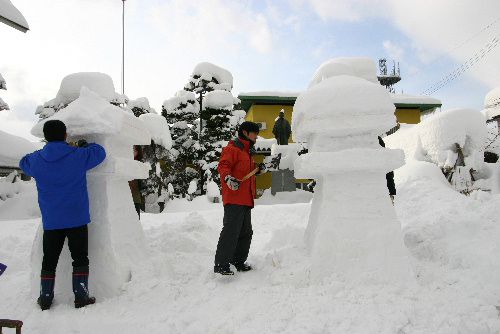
top-left (72, 266), bottom-right (96, 308)
top-left (232, 262), bottom-right (252, 272)
top-left (214, 264), bottom-right (234, 276)
top-left (37, 270), bottom-right (55, 311)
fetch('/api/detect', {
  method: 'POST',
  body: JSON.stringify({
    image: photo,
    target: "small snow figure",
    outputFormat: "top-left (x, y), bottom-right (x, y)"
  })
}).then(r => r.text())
top-left (187, 180), bottom-right (198, 201)
top-left (292, 57), bottom-right (412, 283)
top-left (20, 120), bottom-right (105, 310)
top-left (0, 262), bottom-right (6, 276)
top-left (272, 109), bottom-right (292, 145)
top-left (214, 121), bottom-right (267, 276)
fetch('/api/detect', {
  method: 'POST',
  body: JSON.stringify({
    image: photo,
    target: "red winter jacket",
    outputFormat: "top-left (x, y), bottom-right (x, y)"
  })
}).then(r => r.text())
top-left (218, 137), bottom-right (257, 207)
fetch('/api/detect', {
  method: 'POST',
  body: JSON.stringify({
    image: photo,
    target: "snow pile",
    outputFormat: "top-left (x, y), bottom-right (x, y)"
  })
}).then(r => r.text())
top-left (128, 97), bottom-right (156, 114)
top-left (36, 73), bottom-right (126, 117)
top-left (385, 109), bottom-right (487, 171)
top-left (293, 75), bottom-right (397, 141)
top-left (0, 0), bottom-right (29, 30)
top-left (32, 87), bottom-right (123, 138)
top-left (203, 90), bottom-right (237, 110)
top-left (255, 137), bottom-right (277, 151)
top-left (189, 62), bottom-right (233, 92)
top-left (206, 180), bottom-right (220, 202)
top-left (162, 90), bottom-right (199, 115)
top-left (309, 57), bottom-right (379, 87)
top-left (0, 171), bottom-right (21, 201)
top-left (138, 113), bottom-right (173, 149)
top-left (293, 58), bottom-right (411, 283)
top-left (0, 129), bottom-right (38, 167)
top-left (271, 143), bottom-right (303, 170)
top-left (483, 87), bottom-right (500, 120)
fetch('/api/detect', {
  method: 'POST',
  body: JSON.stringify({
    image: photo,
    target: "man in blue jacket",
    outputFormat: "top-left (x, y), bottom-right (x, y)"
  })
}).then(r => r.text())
top-left (20, 120), bottom-right (106, 310)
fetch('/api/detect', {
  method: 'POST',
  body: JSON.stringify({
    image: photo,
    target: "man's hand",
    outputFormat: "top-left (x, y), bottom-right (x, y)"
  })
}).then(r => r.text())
top-left (257, 162), bottom-right (267, 175)
top-left (224, 175), bottom-right (240, 191)
top-left (77, 139), bottom-right (89, 148)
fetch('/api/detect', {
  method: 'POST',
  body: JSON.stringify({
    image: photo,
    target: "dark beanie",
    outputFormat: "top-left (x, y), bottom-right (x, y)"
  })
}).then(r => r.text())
top-left (43, 120), bottom-right (67, 142)
top-left (238, 121), bottom-right (260, 138)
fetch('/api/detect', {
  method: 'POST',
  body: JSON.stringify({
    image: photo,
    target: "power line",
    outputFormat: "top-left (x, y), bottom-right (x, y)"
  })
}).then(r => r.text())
top-left (421, 35), bottom-right (500, 95)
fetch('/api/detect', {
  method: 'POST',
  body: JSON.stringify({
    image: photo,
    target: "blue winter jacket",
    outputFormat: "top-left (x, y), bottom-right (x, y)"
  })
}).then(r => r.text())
top-left (19, 141), bottom-right (106, 230)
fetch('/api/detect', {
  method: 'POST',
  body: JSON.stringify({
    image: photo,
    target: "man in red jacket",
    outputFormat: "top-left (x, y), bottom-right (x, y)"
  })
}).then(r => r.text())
top-left (214, 121), bottom-right (266, 275)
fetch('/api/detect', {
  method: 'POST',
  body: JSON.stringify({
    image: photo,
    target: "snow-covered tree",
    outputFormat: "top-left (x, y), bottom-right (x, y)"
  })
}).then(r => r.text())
top-left (0, 73), bottom-right (9, 111)
top-left (128, 97), bottom-right (156, 117)
top-left (162, 90), bottom-right (200, 197)
top-left (35, 72), bottom-right (127, 120)
top-left (199, 90), bottom-right (241, 185)
top-left (138, 112), bottom-right (173, 211)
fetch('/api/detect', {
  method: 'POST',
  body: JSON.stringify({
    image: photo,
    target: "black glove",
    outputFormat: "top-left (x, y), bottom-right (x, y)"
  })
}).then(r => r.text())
top-left (224, 175), bottom-right (240, 191)
top-left (77, 139), bottom-right (89, 148)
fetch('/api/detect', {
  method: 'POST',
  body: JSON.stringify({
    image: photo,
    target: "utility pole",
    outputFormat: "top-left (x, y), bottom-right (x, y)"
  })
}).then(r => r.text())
top-left (199, 90), bottom-right (205, 195)
top-left (121, 0), bottom-right (126, 96)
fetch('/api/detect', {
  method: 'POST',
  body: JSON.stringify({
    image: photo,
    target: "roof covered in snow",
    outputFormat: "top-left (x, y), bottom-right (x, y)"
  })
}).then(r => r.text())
top-left (390, 94), bottom-right (442, 111)
top-left (0, 129), bottom-right (37, 167)
top-left (0, 0), bottom-right (29, 32)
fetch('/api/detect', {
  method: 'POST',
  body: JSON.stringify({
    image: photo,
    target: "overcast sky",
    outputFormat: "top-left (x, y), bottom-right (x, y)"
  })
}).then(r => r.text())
top-left (1, 0), bottom-right (500, 141)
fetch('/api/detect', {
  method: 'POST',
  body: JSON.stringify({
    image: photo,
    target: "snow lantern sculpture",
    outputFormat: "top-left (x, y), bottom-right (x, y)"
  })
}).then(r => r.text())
top-left (30, 82), bottom-right (151, 300)
top-left (292, 57), bottom-right (412, 283)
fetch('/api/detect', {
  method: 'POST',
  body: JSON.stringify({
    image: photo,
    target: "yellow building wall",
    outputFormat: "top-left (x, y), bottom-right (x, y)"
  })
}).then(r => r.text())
top-left (395, 108), bottom-right (421, 124)
top-left (246, 104), bottom-right (294, 140)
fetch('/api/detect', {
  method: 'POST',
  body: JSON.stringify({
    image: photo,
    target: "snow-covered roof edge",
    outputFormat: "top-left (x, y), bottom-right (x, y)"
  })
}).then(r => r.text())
top-left (238, 91), bottom-right (301, 98)
top-left (390, 93), bottom-right (442, 106)
top-left (0, 0), bottom-right (29, 32)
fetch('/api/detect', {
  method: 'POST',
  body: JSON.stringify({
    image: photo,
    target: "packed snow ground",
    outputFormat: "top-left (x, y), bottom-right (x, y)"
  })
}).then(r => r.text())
top-left (1, 169), bottom-right (499, 333)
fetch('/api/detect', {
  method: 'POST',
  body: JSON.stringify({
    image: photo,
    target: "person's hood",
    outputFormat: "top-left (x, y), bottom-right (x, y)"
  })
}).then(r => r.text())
top-left (40, 141), bottom-right (76, 162)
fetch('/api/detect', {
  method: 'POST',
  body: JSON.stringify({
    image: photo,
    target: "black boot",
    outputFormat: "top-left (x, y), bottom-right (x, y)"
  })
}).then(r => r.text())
top-left (72, 266), bottom-right (96, 308)
top-left (37, 270), bottom-right (55, 311)
top-left (214, 264), bottom-right (234, 276)
top-left (232, 262), bottom-right (252, 272)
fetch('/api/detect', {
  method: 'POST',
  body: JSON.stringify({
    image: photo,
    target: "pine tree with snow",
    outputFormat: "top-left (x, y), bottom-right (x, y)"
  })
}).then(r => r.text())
top-left (128, 97), bottom-right (156, 117)
top-left (134, 106), bottom-right (172, 211)
top-left (162, 90), bottom-right (200, 197)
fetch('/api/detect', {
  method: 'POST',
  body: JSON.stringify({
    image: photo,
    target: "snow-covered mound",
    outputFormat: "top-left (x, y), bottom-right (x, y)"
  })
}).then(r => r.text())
top-left (36, 73), bottom-right (126, 117)
top-left (32, 87), bottom-right (125, 138)
top-left (0, 176), bottom-right (39, 220)
top-left (203, 90), bottom-right (236, 110)
top-left (128, 97), bottom-right (154, 113)
top-left (162, 90), bottom-right (199, 114)
top-left (0, 129), bottom-right (38, 167)
top-left (191, 62), bottom-right (233, 91)
top-left (309, 57), bottom-right (378, 87)
top-left (483, 87), bottom-right (500, 120)
top-left (293, 75), bottom-right (397, 142)
top-left (386, 109), bottom-right (487, 170)
top-left (139, 113), bottom-right (172, 149)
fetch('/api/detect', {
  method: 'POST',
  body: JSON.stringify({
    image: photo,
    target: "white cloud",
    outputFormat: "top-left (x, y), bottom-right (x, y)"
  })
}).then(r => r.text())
top-left (383, 40), bottom-right (404, 61)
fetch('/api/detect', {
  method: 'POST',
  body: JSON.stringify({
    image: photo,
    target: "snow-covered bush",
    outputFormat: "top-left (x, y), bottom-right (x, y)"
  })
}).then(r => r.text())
top-left (128, 97), bottom-right (156, 117)
top-left (386, 108), bottom-right (488, 194)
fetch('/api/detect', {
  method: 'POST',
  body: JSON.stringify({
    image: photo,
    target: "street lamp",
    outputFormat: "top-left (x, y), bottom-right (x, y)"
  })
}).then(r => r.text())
top-left (121, 0), bottom-right (126, 95)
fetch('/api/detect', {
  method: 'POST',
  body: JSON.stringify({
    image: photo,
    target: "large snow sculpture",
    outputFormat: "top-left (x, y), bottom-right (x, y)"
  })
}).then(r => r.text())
top-left (30, 86), bottom-right (151, 299)
top-left (292, 58), bottom-right (412, 283)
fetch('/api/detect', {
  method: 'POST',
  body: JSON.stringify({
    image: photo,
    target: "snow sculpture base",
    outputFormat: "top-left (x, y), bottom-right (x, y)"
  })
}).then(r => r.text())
top-left (296, 151), bottom-right (411, 283)
top-left (30, 86), bottom-right (151, 300)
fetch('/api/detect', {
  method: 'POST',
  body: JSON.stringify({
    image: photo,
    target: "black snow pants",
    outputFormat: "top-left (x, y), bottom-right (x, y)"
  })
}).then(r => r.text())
top-left (214, 204), bottom-right (253, 267)
top-left (42, 225), bottom-right (89, 273)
